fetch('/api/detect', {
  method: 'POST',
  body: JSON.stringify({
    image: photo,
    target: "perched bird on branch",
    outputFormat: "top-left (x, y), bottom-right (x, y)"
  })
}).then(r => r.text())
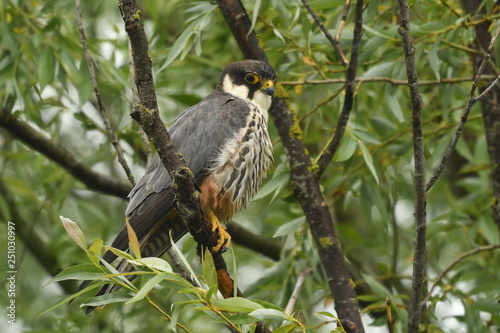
top-left (81, 60), bottom-right (276, 313)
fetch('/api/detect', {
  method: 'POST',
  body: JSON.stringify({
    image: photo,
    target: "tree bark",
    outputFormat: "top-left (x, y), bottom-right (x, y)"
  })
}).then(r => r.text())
top-left (461, 0), bottom-right (500, 236)
top-left (216, 1), bottom-right (365, 331)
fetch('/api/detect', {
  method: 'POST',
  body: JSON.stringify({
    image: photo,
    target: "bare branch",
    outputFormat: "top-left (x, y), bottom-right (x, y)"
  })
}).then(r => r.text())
top-left (386, 298), bottom-right (393, 333)
top-left (301, 0), bottom-right (349, 67)
top-left (426, 24), bottom-right (500, 191)
top-left (421, 245), bottom-right (500, 306)
top-left (316, 0), bottom-right (364, 177)
top-left (284, 267), bottom-right (313, 315)
top-left (397, 0), bottom-right (427, 331)
top-left (76, 0), bottom-right (135, 185)
top-left (280, 75), bottom-right (497, 86)
top-left (0, 107), bottom-right (132, 199)
top-left (336, 0), bottom-right (352, 43)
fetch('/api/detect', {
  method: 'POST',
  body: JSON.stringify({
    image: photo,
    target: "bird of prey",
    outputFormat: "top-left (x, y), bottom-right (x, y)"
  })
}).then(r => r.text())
top-left (81, 60), bottom-right (276, 313)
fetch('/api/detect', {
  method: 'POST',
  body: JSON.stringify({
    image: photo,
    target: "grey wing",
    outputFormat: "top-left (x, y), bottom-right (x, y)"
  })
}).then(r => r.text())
top-left (104, 91), bottom-right (251, 262)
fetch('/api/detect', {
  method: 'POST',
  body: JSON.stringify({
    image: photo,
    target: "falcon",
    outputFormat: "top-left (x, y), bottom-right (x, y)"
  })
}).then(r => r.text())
top-left (81, 60), bottom-right (276, 312)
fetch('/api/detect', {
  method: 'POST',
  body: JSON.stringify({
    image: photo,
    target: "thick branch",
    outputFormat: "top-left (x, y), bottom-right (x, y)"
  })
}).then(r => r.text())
top-left (397, 1), bottom-right (427, 332)
top-left (0, 107), bottom-right (132, 199)
top-left (118, 0), bottom-right (224, 254)
top-left (117, 2), bottom-right (268, 331)
top-left (216, 0), bottom-right (364, 331)
top-left (227, 223), bottom-right (281, 261)
top-left (462, 0), bottom-right (500, 236)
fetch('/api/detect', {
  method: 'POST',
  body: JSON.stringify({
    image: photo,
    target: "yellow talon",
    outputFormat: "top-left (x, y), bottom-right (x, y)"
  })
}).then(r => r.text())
top-left (206, 209), bottom-right (231, 252)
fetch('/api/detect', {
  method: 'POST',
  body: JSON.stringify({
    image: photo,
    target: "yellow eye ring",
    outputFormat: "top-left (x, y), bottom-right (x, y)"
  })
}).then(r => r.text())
top-left (245, 73), bottom-right (259, 84)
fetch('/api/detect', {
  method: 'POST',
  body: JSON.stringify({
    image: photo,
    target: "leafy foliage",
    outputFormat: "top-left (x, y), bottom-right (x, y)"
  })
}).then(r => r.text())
top-left (1, 0), bottom-right (499, 332)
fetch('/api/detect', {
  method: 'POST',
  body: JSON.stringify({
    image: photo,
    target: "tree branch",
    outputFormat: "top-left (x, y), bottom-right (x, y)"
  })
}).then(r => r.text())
top-left (117, 2), bottom-right (269, 331)
top-left (397, 1), bottom-right (427, 332)
top-left (301, 0), bottom-right (349, 67)
top-left (280, 75), bottom-right (497, 86)
top-left (216, 0), bottom-right (365, 331)
top-left (227, 223), bottom-right (281, 261)
top-left (315, 0), bottom-right (363, 177)
top-left (426, 24), bottom-right (500, 191)
top-left (0, 107), bottom-right (132, 199)
top-left (421, 245), bottom-right (500, 306)
top-left (284, 266), bottom-right (313, 315)
top-left (76, 0), bottom-right (135, 186)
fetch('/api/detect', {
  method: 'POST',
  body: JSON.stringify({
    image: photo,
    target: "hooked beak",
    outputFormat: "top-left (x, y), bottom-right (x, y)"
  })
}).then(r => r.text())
top-left (261, 80), bottom-right (275, 97)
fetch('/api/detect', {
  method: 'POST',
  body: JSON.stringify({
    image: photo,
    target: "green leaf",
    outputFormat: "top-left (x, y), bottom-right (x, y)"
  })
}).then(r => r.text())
top-left (38, 48), bottom-right (55, 91)
top-left (44, 264), bottom-right (103, 286)
top-left (138, 257), bottom-right (173, 273)
top-left (60, 216), bottom-right (87, 250)
top-left (335, 133), bottom-right (357, 162)
top-left (160, 20), bottom-right (198, 70)
top-left (202, 248), bottom-right (218, 289)
top-left (253, 172), bottom-right (290, 201)
top-left (77, 60), bottom-right (92, 106)
top-left (37, 282), bottom-right (106, 318)
top-left (104, 245), bottom-right (135, 261)
top-left (126, 272), bottom-right (171, 304)
top-left (224, 313), bottom-right (261, 325)
top-left (429, 37), bottom-right (442, 80)
top-left (81, 293), bottom-right (132, 307)
top-left (248, 0), bottom-right (262, 35)
top-left (273, 323), bottom-right (299, 333)
top-left (211, 297), bottom-right (264, 313)
top-left (126, 218), bottom-right (141, 259)
top-left (361, 273), bottom-right (391, 299)
top-left (248, 308), bottom-right (290, 321)
top-left (273, 216), bottom-right (305, 238)
top-left (317, 311), bottom-right (338, 320)
top-left (168, 232), bottom-right (202, 287)
top-left (471, 298), bottom-right (500, 313)
top-left (88, 238), bottom-right (103, 266)
top-left (358, 142), bottom-right (379, 184)
top-left (362, 61), bottom-right (394, 78)
top-left (386, 91), bottom-right (405, 123)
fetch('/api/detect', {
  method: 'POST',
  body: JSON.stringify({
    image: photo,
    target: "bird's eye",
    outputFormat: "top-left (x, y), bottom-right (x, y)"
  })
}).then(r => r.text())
top-left (245, 73), bottom-right (258, 84)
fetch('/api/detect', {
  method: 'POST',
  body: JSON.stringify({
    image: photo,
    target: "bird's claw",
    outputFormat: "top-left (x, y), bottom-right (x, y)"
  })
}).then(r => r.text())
top-left (211, 222), bottom-right (231, 253)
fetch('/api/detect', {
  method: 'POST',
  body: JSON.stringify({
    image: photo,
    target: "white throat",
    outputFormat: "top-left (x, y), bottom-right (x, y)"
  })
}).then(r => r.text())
top-left (221, 75), bottom-right (272, 117)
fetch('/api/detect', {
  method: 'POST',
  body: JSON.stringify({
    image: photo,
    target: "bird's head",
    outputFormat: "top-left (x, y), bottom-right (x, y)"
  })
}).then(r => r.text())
top-left (218, 60), bottom-right (277, 111)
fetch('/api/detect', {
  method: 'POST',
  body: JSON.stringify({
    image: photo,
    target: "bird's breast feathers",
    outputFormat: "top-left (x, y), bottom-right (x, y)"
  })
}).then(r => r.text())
top-left (201, 101), bottom-right (273, 222)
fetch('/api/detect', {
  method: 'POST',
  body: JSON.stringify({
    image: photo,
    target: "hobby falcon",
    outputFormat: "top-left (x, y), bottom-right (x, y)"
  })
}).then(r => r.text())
top-left (81, 60), bottom-right (276, 312)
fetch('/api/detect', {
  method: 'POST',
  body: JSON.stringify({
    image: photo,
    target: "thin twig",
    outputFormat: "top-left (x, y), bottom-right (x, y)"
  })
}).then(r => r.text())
top-left (386, 297), bottom-right (393, 333)
top-left (284, 267), bottom-right (313, 315)
top-left (336, 0), bottom-right (352, 42)
top-left (426, 24), bottom-right (500, 192)
top-left (474, 74), bottom-right (500, 102)
top-left (397, 1), bottom-right (426, 332)
top-left (280, 75), bottom-right (497, 86)
top-left (76, 0), bottom-right (135, 186)
top-left (315, 0), bottom-right (363, 177)
top-left (421, 245), bottom-right (500, 307)
top-left (301, 0), bottom-right (349, 67)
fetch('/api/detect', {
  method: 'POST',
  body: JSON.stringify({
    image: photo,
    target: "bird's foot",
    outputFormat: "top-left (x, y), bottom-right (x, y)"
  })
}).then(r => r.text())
top-left (211, 221), bottom-right (231, 253)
